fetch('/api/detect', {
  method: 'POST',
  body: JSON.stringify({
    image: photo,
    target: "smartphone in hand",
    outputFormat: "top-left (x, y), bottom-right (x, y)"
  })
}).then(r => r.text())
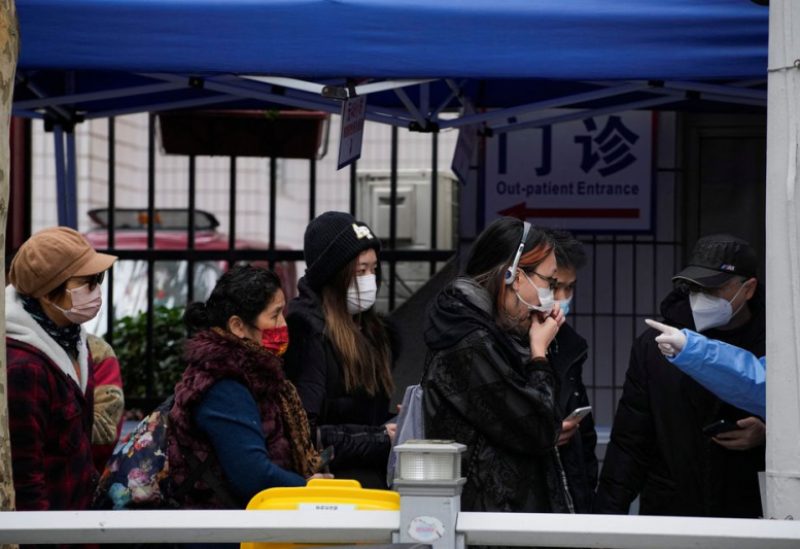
top-left (702, 419), bottom-right (741, 437)
top-left (315, 446), bottom-right (335, 473)
top-left (565, 406), bottom-right (592, 423)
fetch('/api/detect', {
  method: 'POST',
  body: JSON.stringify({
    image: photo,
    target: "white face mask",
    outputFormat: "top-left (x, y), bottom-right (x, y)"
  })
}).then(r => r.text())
top-left (689, 283), bottom-right (747, 332)
top-left (347, 273), bottom-right (377, 314)
top-left (517, 271), bottom-right (555, 314)
top-left (558, 297), bottom-right (572, 316)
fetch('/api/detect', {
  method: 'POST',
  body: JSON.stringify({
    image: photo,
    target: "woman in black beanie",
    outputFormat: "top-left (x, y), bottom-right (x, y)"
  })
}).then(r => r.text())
top-left (284, 211), bottom-right (396, 488)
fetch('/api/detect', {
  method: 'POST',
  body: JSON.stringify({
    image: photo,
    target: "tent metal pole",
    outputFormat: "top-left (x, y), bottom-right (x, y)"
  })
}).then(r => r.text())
top-left (438, 83), bottom-right (650, 129)
top-left (248, 76), bottom-right (327, 95)
top-left (661, 80), bottom-right (766, 101)
top-left (589, 79), bottom-right (766, 107)
top-left (689, 93), bottom-right (766, 108)
top-left (354, 79), bottom-right (435, 96)
top-left (420, 82), bottom-right (430, 118)
top-left (246, 75), bottom-right (435, 98)
top-left (201, 78), bottom-right (416, 128)
top-left (235, 75), bottom-right (417, 117)
top-left (19, 76), bottom-right (72, 122)
top-left (142, 73), bottom-right (418, 127)
top-left (9, 109), bottom-right (43, 119)
top-left (14, 81), bottom-right (185, 110)
top-left (432, 81), bottom-right (464, 117)
top-left (394, 88), bottom-right (427, 128)
top-left (489, 95), bottom-right (681, 134)
top-left (444, 79), bottom-right (470, 111)
top-left (83, 95), bottom-right (240, 120)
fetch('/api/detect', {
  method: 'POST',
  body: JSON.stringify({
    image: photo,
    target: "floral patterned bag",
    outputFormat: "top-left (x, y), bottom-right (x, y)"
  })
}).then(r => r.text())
top-left (93, 396), bottom-right (178, 509)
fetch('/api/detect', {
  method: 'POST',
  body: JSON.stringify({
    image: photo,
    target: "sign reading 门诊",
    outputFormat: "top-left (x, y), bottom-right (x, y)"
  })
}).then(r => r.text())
top-left (484, 111), bottom-right (653, 231)
top-left (337, 95), bottom-right (367, 170)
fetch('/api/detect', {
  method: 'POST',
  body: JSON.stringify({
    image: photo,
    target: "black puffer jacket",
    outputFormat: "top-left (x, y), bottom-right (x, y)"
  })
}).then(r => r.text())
top-left (284, 278), bottom-right (393, 488)
top-left (550, 323), bottom-right (598, 513)
top-left (422, 278), bottom-right (572, 514)
top-left (595, 287), bottom-right (766, 517)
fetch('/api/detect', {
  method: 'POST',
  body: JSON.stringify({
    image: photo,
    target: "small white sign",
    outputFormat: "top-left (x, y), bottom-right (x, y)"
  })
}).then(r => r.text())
top-left (298, 503), bottom-right (357, 512)
top-left (337, 95), bottom-right (367, 170)
top-left (408, 516), bottom-right (445, 543)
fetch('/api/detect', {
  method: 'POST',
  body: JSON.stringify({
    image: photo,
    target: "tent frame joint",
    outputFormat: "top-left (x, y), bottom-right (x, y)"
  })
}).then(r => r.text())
top-left (408, 120), bottom-right (439, 133)
top-left (321, 85), bottom-right (348, 100)
top-left (43, 114), bottom-right (80, 133)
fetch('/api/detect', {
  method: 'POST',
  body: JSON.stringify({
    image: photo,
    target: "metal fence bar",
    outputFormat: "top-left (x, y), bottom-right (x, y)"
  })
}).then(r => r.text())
top-left (389, 125), bottom-right (398, 310)
top-left (106, 116), bottom-right (116, 343)
top-left (53, 125), bottom-right (67, 225)
top-left (2, 510), bottom-right (799, 547)
top-left (611, 235), bottom-right (618, 410)
top-left (187, 154), bottom-right (196, 303)
top-left (269, 156), bottom-right (277, 269)
top-left (0, 511), bottom-right (399, 545)
top-left (309, 158), bottom-right (317, 220)
top-left (430, 131), bottom-right (439, 276)
top-left (228, 156), bottom-right (237, 265)
top-left (350, 161), bottom-right (357, 215)
top-left (457, 512), bottom-right (800, 549)
top-left (145, 113), bottom-right (156, 398)
top-left (91, 249), bottom-right (454, 262)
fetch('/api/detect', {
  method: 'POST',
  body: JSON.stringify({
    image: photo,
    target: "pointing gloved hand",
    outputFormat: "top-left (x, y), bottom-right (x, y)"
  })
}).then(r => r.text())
top-left (644, 318), bottom-right (687, 358)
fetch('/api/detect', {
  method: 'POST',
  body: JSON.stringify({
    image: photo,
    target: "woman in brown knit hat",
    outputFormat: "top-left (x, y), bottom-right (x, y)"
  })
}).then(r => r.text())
top-left (6, 226), bottom-right (116, 511)
top-left (167, 264), bottom-right (325, 511)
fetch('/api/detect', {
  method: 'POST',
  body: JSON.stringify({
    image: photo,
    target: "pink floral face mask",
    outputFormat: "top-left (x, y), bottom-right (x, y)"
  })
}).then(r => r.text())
top-left (51, 283), bottom-right (103, 324)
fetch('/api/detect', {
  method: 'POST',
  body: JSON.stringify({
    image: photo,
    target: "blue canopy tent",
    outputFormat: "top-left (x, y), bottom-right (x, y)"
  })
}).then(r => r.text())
top-left (13, 0), bottom-right (769, 225)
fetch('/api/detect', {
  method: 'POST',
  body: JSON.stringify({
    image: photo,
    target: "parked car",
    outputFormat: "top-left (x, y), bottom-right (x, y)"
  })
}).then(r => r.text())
top-left (83, 207), bottom-right (297, 336)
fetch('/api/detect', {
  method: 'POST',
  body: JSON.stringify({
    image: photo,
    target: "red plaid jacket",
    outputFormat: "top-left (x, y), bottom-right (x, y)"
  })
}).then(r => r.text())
top-left (8, 338), bottom-right (96, 510)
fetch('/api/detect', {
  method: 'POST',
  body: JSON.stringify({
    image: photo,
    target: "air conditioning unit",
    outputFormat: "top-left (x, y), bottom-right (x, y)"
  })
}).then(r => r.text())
top-left (356, 169), bottom-right (457, 249)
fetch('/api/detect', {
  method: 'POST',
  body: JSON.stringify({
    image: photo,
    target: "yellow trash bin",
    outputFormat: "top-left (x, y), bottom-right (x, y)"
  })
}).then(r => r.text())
top-left (242, 478), bottom-right (400, 549)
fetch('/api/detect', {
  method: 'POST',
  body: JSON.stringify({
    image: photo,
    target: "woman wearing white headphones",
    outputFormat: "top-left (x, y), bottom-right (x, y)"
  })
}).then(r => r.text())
top-left (422, 216), bottom-right (573, 514)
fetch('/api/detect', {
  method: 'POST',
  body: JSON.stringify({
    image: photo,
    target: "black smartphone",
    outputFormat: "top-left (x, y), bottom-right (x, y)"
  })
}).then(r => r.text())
top-left (702, 419), bottom-right (741, 437)
top-left (316, 445), bottom-right (335, 473)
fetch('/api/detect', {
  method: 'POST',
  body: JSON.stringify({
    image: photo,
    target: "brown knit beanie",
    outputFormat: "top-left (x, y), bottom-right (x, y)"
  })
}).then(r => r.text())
top-left (9, 226), bottom-right (117, 298)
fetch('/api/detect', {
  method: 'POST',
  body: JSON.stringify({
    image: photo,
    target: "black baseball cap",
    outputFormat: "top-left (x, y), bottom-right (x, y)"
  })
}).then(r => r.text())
top-left (672, 234), bottom-right (758, 289)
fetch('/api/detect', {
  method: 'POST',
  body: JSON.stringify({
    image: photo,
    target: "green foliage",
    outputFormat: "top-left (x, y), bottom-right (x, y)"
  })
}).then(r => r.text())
top-left (106, 306), bottom-right (187, 400)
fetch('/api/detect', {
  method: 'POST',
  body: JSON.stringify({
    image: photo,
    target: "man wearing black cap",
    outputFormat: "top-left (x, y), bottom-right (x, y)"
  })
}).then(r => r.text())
top-left (594, 234), bottom-right (766, 518)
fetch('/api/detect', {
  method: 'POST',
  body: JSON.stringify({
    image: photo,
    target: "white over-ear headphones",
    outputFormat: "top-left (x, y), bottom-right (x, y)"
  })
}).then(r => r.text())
top-left (504, 221), bottom-right (532, 285)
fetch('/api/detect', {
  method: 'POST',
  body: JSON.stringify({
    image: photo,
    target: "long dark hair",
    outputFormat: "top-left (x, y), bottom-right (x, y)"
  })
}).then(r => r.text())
top-left (465, 217), bottom-right (554, 318)
top-left (184, 264), bottom-right (282, 334)
top-left (321, 257), bottom-right (394, 397)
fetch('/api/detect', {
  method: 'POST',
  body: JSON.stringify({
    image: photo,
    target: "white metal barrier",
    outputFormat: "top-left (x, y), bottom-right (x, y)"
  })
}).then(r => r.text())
top-left (0, 510), bottom-right (398, 545)
top-left (2, 510), bottom-right (800, 548)
top-left (4, 443), bottom-right (799, 547)
top-left (458, 512), bottom-right (800, 549)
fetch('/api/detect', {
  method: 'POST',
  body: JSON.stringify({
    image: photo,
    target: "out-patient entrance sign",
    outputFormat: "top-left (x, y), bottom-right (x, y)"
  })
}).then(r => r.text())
top-left (484, 111), bottom-right (653, 231)
top-left (338, 95), bottom-right (367, 170)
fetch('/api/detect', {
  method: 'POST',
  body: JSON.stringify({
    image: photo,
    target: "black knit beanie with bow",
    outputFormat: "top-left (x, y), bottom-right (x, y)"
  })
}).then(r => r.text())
top-left (303, 211), bottom-right (381, 290)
